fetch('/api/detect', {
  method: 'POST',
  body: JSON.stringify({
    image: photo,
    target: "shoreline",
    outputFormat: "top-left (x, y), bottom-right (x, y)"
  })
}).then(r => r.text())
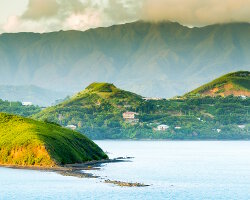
top-left (0, 157), bottom-right (128, 174)
top-left (0, 157), bottom-right (148, 187)
top-left (93, 139), bottom-right (250, 141)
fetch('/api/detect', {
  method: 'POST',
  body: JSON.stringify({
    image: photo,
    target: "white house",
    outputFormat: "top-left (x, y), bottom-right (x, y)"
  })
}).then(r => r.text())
top-left (238, 125), bottom-right (246, 129)
top-left (22, 102), bottom-right (33, 106)
top-left (216, 129), bottom-right (221, 133)
top-left (240, 95), bottom-right (247, 100)
top-left (157, 125), bottom-right (169, 131)
top-left (143, 97), bottom-right (164, 101)
top-left (175, 126), bottom-right (181, 130)
top-left (66, 125), bottom-right (77, 130)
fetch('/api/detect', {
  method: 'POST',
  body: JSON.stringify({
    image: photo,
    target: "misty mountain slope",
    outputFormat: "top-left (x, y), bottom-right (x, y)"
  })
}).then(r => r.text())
top-left (0, 21), bottom-right (249, 97)
top-left (0, 85), bottom-right (69, 106)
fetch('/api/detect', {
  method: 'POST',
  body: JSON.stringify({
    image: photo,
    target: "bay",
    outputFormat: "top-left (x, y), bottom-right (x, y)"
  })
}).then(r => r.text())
top-left (1, 141), bottom-right (250, 200)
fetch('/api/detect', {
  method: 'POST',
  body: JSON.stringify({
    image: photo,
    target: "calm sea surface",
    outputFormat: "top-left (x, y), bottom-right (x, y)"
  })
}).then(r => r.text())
top-left (1, 141), bottom-right (250, 200)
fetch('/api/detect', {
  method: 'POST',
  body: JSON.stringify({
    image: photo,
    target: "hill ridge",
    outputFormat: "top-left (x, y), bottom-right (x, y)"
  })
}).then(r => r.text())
top-left (185, 71), bottom-right (250, 97)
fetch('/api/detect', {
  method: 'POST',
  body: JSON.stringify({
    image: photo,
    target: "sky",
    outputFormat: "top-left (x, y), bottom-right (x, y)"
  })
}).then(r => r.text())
top-left (0, 0), bottom-right (250, 33)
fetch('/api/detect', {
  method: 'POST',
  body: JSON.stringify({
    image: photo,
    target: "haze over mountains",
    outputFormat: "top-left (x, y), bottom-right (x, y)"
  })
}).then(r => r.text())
top-left (0, 85), bottom-right (69, 106)
top-left (0, 21), bottom-right (249, 99)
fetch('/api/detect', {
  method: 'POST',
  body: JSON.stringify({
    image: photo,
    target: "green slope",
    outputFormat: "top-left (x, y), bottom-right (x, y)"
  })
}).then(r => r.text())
top-left (33, 82), bottom-right (143, 138)
top-left (0, 113), bottom-right (107, 167)
top-left (34, 82), bottom-right (143, 122)
top-left (185, 71), bottom-right (250, 97)
top-left (33, 79), bottom-right (250, 140)
top-left (34, 73), bottom-right (250, 140)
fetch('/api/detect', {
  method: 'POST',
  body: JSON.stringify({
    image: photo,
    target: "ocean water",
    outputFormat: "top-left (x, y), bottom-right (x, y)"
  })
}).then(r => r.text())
top-left (1, 141), bottom-right (250, 200)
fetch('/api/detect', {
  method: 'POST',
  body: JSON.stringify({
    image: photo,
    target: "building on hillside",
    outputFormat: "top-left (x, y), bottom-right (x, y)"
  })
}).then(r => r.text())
top-left (66, 125), bottom-right (77, 130)
top-left (238, 125), bottom-right (246, 129)
top-left (216, 129), bottom-right (221, 133)
top-left (143, 97), bottom-right (164, 101)
top-left (175, 126), bottom-right (181, 130)
top-left (22, 102), bottom-right (33, 106)
top-left (124, 105), bottom-right (131, 108)
top-left (157, 125), bottom-right (169, 131)
top-left (122, 112), bottom-right (139, 123)
top-left (240, 95), bottom-right (247, 100)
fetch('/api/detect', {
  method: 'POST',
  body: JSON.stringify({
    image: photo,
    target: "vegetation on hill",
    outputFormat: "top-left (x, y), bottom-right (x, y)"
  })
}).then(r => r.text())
top-left (185, 71), bottom-right (250, 97)
top-left (34, 77), bottom-right (250, 140)
top-left (0, 99), bottom-right (41, 117)
top-left (0, 113), bottom-right (107, 167)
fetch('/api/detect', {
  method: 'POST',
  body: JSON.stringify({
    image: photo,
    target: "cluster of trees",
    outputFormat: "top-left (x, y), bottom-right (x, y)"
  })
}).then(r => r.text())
top-left (35, 94), bottom-right (249, 140)
top-left (0, 99), bottom-right (41, 117)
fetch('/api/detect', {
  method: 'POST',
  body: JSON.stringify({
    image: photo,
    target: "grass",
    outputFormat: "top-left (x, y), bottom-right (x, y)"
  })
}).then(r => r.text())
top-left (0, 113), bottom-right (108, 167)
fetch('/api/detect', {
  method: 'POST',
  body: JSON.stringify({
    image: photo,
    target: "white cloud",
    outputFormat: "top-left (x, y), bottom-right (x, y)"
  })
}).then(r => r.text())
top-left (141, 0), bottom-right (250, 26)
top-left (22, 0), bottom-right (59, 20)
top-left (1, 0), bottom-right (250, 33)
top-left (64, 10), bottom-right (102, 30)
top-left (3, 16), bottom-right (20, 32)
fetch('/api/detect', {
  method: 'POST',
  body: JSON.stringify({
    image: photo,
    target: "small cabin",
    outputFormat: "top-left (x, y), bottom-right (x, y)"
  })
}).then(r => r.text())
top-left (216, 129), bottom-right (221, 133)
top-left (22, 102), bottom-right (33, 106)
top-left (123, 112), bottom-right (138, 119)
top-left (122, 112), bottom-right (139, 123)
top-left (157, 125), bottom-right (169, 131)
top-left (175, 126), bottom-right (181, 130)
top-left (66, 125), bottom-right (77, 130)
top-left (240, 95), bottom-right (247, 100)
top-left (238, 125), bottom-right (246, 129)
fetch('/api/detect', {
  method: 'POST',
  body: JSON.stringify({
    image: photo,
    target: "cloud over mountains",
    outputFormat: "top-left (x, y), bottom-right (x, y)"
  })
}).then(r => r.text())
top-left (1, 0), bottom-right (250, 33)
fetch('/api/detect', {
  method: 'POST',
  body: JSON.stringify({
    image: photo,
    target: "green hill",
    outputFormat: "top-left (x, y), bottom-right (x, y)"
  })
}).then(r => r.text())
top-left (34, 82), bottom-right (143, 122)
top-left (33, 80), bottom-right (250, 140)
top-left (0, 113), bottom-right (107, 167)
top-left (185, 71), bottom-right (250, 97)
top-left (33, 82), bottom-right (143, 138)
top-left (0, 21), bottom-right (250, 98)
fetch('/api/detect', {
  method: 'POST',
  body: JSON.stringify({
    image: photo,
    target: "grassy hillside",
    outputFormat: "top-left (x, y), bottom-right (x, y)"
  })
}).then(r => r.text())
top-left (33, 82), bottom-right (143, 138)
top-left (0, 113), bottom-right (107, 167)
top-left (34, 79), bottom-right (250, 140)
top-left (34, 82), bottom-right (143, 123)
top-left (0, 21), bottom-right (249, 98)
top-left (185, 71), bottom-right (250, 97)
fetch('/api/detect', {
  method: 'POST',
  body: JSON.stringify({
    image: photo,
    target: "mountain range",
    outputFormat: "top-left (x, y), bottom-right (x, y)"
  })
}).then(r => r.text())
top-left (0, 21), bottom-right (250, 98)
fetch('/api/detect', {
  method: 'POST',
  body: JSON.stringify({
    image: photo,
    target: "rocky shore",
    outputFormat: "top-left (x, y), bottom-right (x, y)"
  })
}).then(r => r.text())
top-left (104, 179), bottom-right (150, 187)
top-left (1, 157), bottom-right (149, 187)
